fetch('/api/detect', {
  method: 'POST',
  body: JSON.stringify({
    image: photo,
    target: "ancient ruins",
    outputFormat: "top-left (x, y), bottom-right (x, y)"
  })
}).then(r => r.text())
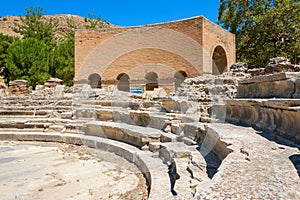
top-left (74, 16), bottom-right (235, 93)
top-left (0, 16), bottom-right (299, 200)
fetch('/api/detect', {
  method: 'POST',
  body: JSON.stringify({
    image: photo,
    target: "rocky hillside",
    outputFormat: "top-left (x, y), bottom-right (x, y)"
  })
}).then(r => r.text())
top-left (0, 14), bottom-right (111, 38)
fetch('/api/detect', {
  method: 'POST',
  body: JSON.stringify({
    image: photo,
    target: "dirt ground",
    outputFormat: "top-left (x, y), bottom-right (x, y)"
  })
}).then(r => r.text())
top-left (0, 141), bottom-right (148, 200)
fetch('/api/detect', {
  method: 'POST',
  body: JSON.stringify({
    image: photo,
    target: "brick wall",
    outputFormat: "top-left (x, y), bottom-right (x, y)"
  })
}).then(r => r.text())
top-left (74, 16), bottom-right (235, 91)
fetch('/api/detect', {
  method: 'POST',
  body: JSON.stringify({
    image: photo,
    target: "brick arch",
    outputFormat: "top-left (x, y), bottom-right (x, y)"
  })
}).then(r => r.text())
top-left (88, 73), bottom-right (101, 88)
top-left (211, 45), bottom-right (228, 75)
top-left (116, 73), bottom-right (130, 92)
top-left (145, 72), bottom-right (159, 91)
top-left (174, 71), bottom-right (187, 90)
top-left (76, 27), bottom-right (204, 80)
top-left (101, 48), bottom-right (197, 80)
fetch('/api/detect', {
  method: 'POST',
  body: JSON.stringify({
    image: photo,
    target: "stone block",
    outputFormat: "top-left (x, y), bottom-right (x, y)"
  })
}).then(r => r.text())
top-left (129, 111), bottom-right (151, 127)
top-left (96, 109), bottom-right (113, 121)
top-left (161, 99), bottom-right (181, 113)
top-left (239, 72), bottom-right (288, 84)
top-left (171, 123), bottom-right (183, 135)
top-left (237, 80), bottom-right (295, 98)
top-left (85, 121), bottom-right (161, 147)
top-left (225, 99), bottom-right (300, 144)
top-left (293, 79), bottom-right (300, 98)
top-left (149, 142), bottom-right (161, 152)
top-left (61, 112), bottom-right (73, 119)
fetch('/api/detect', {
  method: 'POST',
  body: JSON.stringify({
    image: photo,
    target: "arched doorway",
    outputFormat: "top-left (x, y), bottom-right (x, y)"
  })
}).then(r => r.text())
top-left (212, 46), bottom-right (227, 75)
top-left (117, 73), bottom-right (130, 92)
top-left (88, 73), bottom-right (101, 88)
top-left (174, 71), bottom-right (187, 91)
top-left (145, 72), bottom-right (158, 91)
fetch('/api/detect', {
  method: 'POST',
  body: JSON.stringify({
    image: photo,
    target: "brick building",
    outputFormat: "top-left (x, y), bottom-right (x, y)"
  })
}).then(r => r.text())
top-left (74, 16), bottom-right (235, 93)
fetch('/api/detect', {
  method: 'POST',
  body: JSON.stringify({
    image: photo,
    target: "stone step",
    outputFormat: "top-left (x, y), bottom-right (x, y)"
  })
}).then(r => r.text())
top-left (47, 125), bottom-right (65, 132)
top-left (0, 110), bottom-right (52, 117)
top-left (0, 128), bottom-right (46, 132)
top-left (0, 121), bottom-right (51, 129)
top-left (76, 107), bottom-right (173, 131)
top-left (83, 121), bottom-right (163, 148)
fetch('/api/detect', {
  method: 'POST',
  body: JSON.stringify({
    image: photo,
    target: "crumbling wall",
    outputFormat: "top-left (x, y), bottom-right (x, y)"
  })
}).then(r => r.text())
top-left (225, 57), bottom-right (300, 144)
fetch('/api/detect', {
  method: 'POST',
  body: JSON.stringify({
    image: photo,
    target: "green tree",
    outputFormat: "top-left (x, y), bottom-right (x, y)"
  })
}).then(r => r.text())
top-left (84, 13), bottom-right (110, 29)
top-left (13, 7), bottom-right (59, 46)
top-left (65, 15), bottom-right (79, 37)
top-left (5, 38), bottom-right (50, 88)
top-left (0, 33), bottom-right (19, 83)
top-left (49, 37), bottom-right (74, 86)
top-left (218, 0), bottom-right (300, 68)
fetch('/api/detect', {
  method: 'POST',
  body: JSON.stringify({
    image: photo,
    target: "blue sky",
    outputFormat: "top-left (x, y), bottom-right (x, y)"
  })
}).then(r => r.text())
top-left (0, 0), bottom-right (220, 26)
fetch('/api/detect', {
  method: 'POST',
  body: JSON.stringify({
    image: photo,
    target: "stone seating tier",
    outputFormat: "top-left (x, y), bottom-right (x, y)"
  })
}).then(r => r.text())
top-left (1, 82), bottom-right (299, 199)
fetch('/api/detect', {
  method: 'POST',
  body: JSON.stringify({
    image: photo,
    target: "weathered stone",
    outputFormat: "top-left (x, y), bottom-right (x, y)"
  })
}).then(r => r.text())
top-left (44, 77), bottom-right (63, 88)
top-left (160, 132), bottom-right (177, 142)
top-left (238, 72), bottom-right (288, 84)
top-left (171, 123), bottom-right (183, 135)
top-left (61, 112), bottom-right (73, 119)
top-left (8, 80), bottom-right (29, 95)
top-left (200, 116), bottom-right (214, 123)
top-left (129, 111), bottom-right (151, 127)
top-left (237, 79), bottom-right (296, 98)
top-left (294, 79), bottom-right (300, 98)
top-left (177, 136), bottom-right (197, 145)
top-left (230, 62), bottom-right (248, 72)
top-left (269, 57), bottom-right (291, 65)
top-left (161, 99), bottom-right (181, 113)
top-left (163, 124), bottom-right (171, 133)
top-left (183, 122), bottom-right (207, 143)
top-left (84, 121), bottom-right (161, 147)
top-left (149, 142), bottom-right (161, 152)
top-left (226, 99), bottom-right (300, 143)
top-left (96, 109), bottom-right (113, 121)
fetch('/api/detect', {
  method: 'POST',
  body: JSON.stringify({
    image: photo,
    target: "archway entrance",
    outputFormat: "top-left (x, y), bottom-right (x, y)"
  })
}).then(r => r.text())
top-left (117, 73), bottom-right (130, 92)
top-left (88, 73), bottom-right (102, 88)
top-left (212, 46), bottom-right (227, 75)
top-left (145, 72), bottom-right (158, 91)
top-left (174, 71), bottom-right (187, 91)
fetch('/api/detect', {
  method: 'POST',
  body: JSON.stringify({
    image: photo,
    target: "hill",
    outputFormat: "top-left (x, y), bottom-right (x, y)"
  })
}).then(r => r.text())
top-left (0, 14), bottom-right (111, 38)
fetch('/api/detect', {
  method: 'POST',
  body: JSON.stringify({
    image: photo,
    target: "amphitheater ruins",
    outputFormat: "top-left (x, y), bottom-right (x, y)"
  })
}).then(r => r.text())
top-left (0, 16), bottom-right (299, 200)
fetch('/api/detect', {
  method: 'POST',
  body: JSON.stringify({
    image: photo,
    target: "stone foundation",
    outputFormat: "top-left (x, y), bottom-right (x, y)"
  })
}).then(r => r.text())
top-left (225, 72), bottom-right (300, 144)
top-left (226, 99), bottom-right (300, 143)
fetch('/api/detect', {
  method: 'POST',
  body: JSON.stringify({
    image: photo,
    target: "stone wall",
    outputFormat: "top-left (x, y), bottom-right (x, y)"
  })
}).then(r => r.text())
top-left (226, 99), bottom-right (300, 143)
top-left (8, 80), bottom-right (29, 95)
top-left (225, 71), bottom-right (300, 144)
top-left (237, 72), bottom-right (300, 98)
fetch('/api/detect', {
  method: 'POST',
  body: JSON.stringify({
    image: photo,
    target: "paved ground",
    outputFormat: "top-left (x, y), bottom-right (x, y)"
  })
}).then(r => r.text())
top-left (0, 141), bottom-right (147, 200)
top-left (196, 124), bottom-right (300, 200)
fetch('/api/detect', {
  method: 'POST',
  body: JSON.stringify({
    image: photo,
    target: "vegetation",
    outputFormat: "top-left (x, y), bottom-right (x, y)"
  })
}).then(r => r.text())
top-left (0, 33), bottom-right (19, 83)
top-left (0, 7), bottom-right (108, 88)
top-left (6, 38), bottom-right (50, 87)
top-left (13, 7), bottom-right (59, 47)
top-left (84, 13), bottom-right (110, 29)
top-left (49, 37), bottom-right (74, 86)
top-left (218, 0), bottom-right (300, 68)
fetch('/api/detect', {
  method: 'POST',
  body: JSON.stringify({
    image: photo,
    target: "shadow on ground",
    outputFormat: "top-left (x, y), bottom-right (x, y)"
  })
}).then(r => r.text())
top-left (289, 154), bottom-right (300, 177)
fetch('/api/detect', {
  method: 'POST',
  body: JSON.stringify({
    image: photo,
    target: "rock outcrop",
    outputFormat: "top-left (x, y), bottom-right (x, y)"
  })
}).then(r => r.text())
top-left (0, 14), bottom-right (112, 38)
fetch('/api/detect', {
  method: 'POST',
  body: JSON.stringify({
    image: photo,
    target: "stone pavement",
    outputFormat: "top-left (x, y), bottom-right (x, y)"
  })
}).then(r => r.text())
top-left (196, 123), bottom-right (300, 200)
top-left (0, 141), bottom-right (147, 200)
